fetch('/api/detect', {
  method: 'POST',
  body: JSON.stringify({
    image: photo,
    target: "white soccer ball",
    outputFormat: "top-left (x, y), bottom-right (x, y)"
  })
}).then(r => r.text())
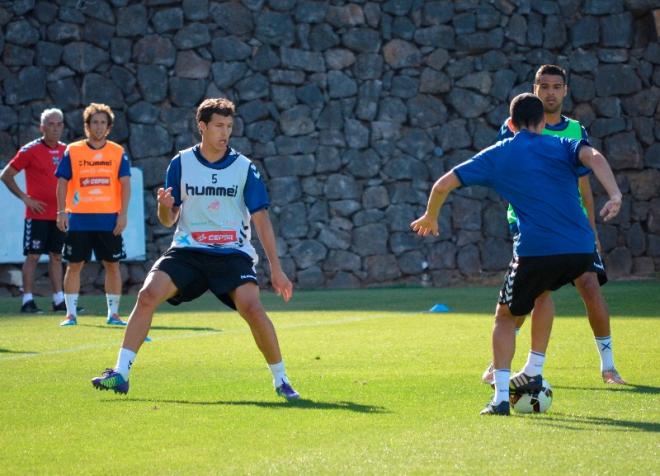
top-left (510, 379), bottom-right (553, 413)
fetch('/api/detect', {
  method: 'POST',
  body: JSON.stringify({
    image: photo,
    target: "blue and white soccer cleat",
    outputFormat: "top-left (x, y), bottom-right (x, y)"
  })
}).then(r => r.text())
top-left (59, 316), bottom-right (77, 326)
top-left (276, 381), bottom-right (300, 401)
top-left (480, 400), bottom-right (510, 416)
top-left (91, 369), bottom-right (129, 394)
top-left (106, 314), bottom-right (127, 326)
top-left (509, 372), bottom-right (543, 394)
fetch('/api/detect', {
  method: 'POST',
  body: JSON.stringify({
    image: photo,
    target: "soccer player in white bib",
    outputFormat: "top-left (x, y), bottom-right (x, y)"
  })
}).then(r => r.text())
top-left (92, 98), bottom-right (300, 400)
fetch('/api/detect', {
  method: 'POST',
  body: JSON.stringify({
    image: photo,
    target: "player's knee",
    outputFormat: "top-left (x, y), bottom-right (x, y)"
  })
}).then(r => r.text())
top-left (238, 299), bottom-right (266, 323)
top-left (577, 274), bottom-right (601, 299)
top-left (48, 253), bottom-right (62, 264)
top-left (137, 285), bottom-right (161, 308)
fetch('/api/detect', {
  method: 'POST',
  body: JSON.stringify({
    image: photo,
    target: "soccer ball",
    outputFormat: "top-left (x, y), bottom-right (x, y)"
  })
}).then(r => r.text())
top-left (510, 379), bottom-right (553, 413)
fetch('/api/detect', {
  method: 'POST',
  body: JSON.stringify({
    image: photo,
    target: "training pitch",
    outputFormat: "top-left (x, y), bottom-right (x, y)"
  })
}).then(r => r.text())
top-left (0, 282), bottom-right (658, 474)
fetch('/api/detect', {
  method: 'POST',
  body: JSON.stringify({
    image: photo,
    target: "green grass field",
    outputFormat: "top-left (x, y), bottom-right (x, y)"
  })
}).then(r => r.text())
top-left (1, 281), bottom-right (658, 475)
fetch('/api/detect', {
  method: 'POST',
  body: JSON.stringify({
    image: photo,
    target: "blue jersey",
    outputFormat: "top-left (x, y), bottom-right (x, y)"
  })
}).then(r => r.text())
top-left (166, 145), bottom-right (269, 212)
top-left (55, 146), bottom-right (131, 231)
top-left (453, 130), bottom-right (595, 257)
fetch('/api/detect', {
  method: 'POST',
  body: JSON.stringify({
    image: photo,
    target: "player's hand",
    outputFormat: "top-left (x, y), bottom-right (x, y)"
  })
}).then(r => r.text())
top-left (24, 196), bottom-right (46, 214)
top-left (56, 213), bottom-right (68, 232)
top-left (157, 187), bottom-right (175, 208)
top-left (271, 268), bottom-right (293, 303)
top-left (113, 212), bottom-right (127, 236)
top-left (410, 213), bottom-right (439, 237)
top-left (600, 195), bottom-right (621, 222)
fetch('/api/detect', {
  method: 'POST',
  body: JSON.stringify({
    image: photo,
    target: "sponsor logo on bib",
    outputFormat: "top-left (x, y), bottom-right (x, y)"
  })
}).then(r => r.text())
top-left (192, 230), bottom-right (237, 244)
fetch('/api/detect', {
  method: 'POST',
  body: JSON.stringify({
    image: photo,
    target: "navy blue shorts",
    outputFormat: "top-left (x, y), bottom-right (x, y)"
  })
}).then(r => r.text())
top-left (151, 248), bottom-right (258, 310)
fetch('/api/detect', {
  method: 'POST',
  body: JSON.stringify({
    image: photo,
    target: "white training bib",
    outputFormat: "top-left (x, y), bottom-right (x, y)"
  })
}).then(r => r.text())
top-left (171, 147), bottom-right (258, 264)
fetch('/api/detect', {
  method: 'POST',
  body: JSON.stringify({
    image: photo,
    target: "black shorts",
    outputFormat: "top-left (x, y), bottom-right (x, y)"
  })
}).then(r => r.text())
top-left (499, 253), bottom-right (593, 316)
top-left (151, 248), bottom-right (258, 310)
top-left (581, 249), bottom-right (608, 286)
top-left (63, 231), bottom-right (126, 263)
top-left (23, 219), bottom-right (65, 255)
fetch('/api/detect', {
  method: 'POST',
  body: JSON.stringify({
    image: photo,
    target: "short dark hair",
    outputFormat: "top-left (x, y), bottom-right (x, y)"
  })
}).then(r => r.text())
top-left (510, 93), bottom-right (545, 130)
top-left (196, 98), bottom-right (235, 124)
top-left (534, 64), bottom-right (567, 84)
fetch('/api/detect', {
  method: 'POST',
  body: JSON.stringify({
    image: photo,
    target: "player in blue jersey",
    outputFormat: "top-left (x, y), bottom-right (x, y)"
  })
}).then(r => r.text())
top-left (91, 98), bottom-right (300, 401)
top-left (482, 65), bottom-right (625, 386)
top-left (411, 93), bottom-right (622, 415)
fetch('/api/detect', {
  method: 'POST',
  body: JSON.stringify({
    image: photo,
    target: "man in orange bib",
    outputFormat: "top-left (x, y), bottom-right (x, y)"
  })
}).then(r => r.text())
top-left (55, 103), bottom-right (131, 327)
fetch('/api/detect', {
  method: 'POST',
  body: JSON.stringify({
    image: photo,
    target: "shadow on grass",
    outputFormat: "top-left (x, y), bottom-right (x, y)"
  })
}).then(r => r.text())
top-left (78, 324), bottom-right (221, 332)
top-left (537, 412), bottom-right (660, 433)
top-left (106, 397), bottom-right (388, 413)
top-left (553, 384), bottom-right (660, 395)
top-left (0, 348), bottom-right (37, 354)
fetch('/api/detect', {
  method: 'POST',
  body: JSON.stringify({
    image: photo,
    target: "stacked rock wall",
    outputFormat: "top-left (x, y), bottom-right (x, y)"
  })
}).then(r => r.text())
top-left (0, 0), bottom-right (658, 294)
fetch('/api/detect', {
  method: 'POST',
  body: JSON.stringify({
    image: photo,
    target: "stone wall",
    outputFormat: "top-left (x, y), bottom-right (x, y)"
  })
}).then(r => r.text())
top-left (0, 0), bottom-right (659, 295)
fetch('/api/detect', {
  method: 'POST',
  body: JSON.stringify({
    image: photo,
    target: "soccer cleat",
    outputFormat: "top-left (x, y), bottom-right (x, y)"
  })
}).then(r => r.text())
top-left (602, 368), bottom-right (627, 385)
top-left (106, 314), bottom-right (127, 326)
top-left (52, 302), bottom-right (85, 313)
top-left (275, 381), bottom-right (300, 401)
top-left (20, 300), bottom-right (43, 314)
top-left (91, 369), bottom-right (129, 394)
top-left (509, 372), bottom-right (543, 394)
top-left (481, 362), bottom-right (495, 385)
top-left (480, 400), bottom-right (510, 416)
top-left (59, 316), bottom-right (77, 326)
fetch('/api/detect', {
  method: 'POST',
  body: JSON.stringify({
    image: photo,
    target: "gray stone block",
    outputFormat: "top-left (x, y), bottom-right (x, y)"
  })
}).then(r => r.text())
top-left (328, 70), bottom-right (358, 98)
top-left (174, 23), bottom-right (210, 49)
top-left (457, 244), bottom-right (480, 275)
top-left (278, 203), bottom-right (308, 238)
top-left (309, 23), bottom-right (340, 51)
top-left (264, 154), bottom-right (315, 177)
top-left (447, 88), bottom-right (490, 119)
top-left (235, 74), bottom-right (270, 101)
top-left (279, 105), bottom-right (315, 136)
top-left (168, 77), bottom-right (206, 107)
top-left (256, 10), bottom-right (295, 46)
top-left (36, 41), bottom-right (63, 66)
top-left (423, 1), bottom-right (453, 25)
top-left (342, 27), bottom-right (381, 53)
top-left (570, 16), bottom-right (599, 47)
top-left (116, 4), bottom-right (147, 37)
top-left (291, 240), bottom-right (327, 269)
top-left (457, 28), bottom-right (504, 53)
top-left (407, 95), bottom-right (447, 127)
top-left (344, 118), bottom-right (370, 149)
top-left (365, 254), bottom-right (401, 281)
top-left (383, 39), bottom-right (421, 68)
top-left (269, 177), bottom-right (301, 204)
top-left (62, 42), bottom-right (109, 73)
top-left (326, 4), bottom-right (365, 27)
top-left (152, 7), bottom-right (183, 33)
top-left (295, 1), bottom-right (328, 23)
top-left (6, 19), bottom-right (40, 46)
top-left (129, 124), bottom-right (172, 159)
top-left (133, 36), bottom-right (176, 66)
top-left (325, 174), bottom-right (360, 200)
top-left (325, 48), bottom-right (356, 70)
top-left (281, 47), bottom-right (326, 72)
top-left (210, 2), bottom-right (254, 35)
top-left (323, 250), bottom-right (361, 272)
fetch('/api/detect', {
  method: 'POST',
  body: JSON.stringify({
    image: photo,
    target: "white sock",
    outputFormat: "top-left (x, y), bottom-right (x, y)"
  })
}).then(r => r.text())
top-left (115, 347), bottom-right (136, 381)
top-left (64, 294), bottom-right (78, 318)
top-left (595, 336), bottom-right (615, 371)
top-left (53, 291), bottom-right (64, 304)
top-left (493, 369), bottom-right (510, 404)
top-left (268, 361), bottom-right (288, 387)
top-left (22, 293), bottom-right (33, 305)
top-left (522, 350), bottom-right (545, 376)
top-left (106, 294), bottom-right (121, 317)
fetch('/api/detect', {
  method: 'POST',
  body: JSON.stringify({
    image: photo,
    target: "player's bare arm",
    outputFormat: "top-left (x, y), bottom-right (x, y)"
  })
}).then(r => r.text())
top-left (578, 176), bottom-right (600, 251)
top-left (578, 147), bottom-right (622, 222)
top-left (113, 175), bottom-right (131, 236)
top-left (411, 171), bottom-right (461, 237)
top-left (55, 177), bottom-right (69, 232)
top-left (252, 209), bottom-right (293, 302)
top-left (156, 187), bottom-right (180, 227)
top-left (0, 164), bottom-right (47, 213)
